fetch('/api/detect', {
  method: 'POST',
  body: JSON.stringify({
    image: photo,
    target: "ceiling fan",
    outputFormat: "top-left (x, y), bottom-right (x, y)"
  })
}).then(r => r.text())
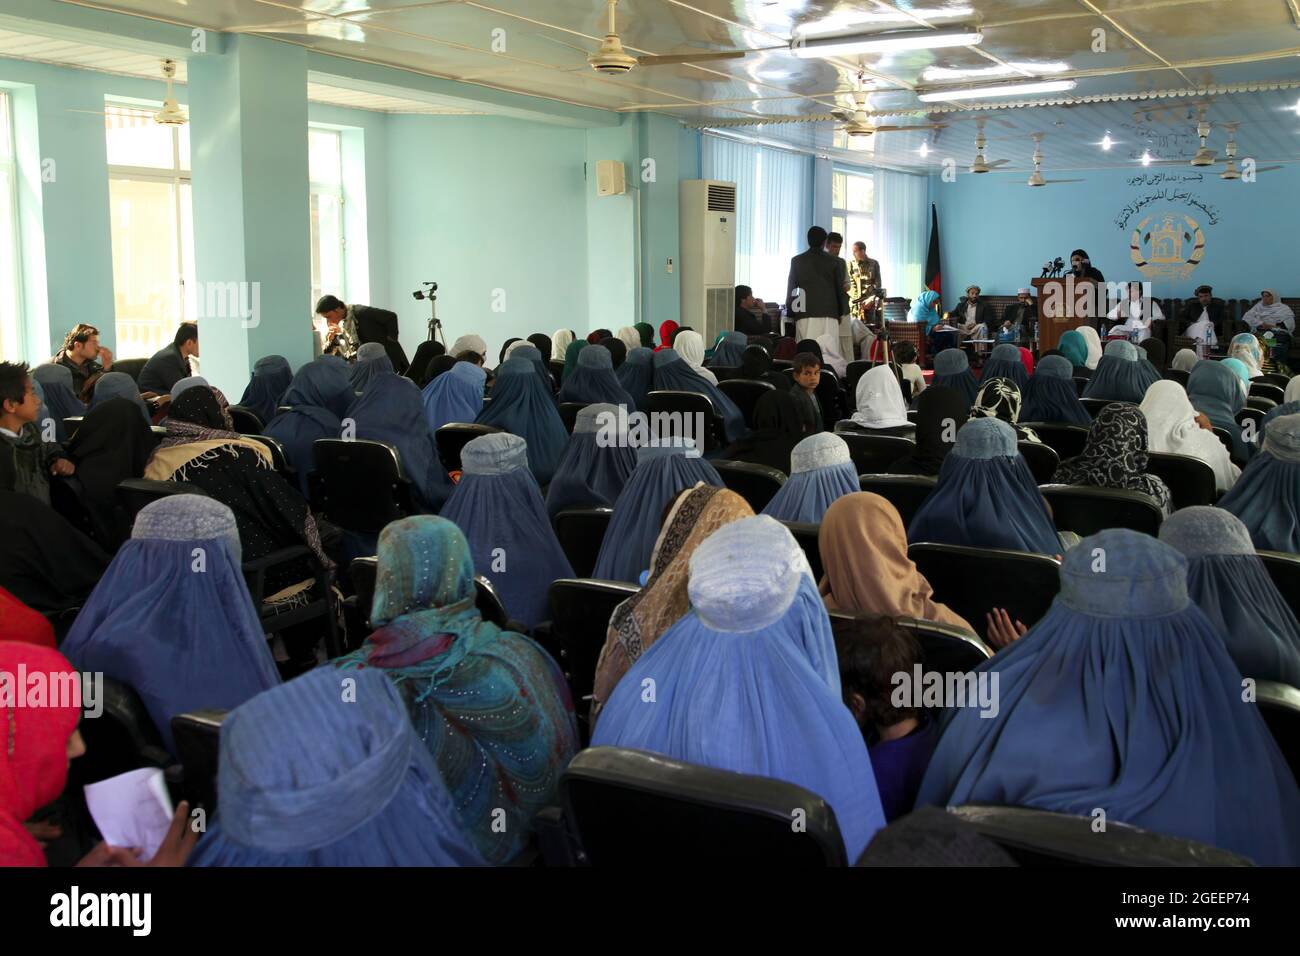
top-left (66, 59), bottom-right (187, 125)
top-left (831, 73), bottom-right (946, 145)
top-left (1024, 134), bottom-right (1083, 186)
top-left (1218, 125), bottom-right (1283, 179)
top-left (968, 119), bottom-right (1009, 173)
top-left (587, 0), bottom-right (750, 74)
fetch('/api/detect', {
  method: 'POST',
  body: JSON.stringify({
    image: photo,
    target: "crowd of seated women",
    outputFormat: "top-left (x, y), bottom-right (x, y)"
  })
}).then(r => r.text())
top-left (1, 316), bottom-right (1299, 868)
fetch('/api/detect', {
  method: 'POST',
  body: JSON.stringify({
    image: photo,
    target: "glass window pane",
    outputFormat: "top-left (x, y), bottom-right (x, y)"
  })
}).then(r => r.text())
top-left (832, 171), bottom-right (846, 210)
top-left (0, 94), bottom-right (10, 162)
top-left (104, 105), bottom-right (175, 170)
top-left (179, 182), bottom-right (196, 323)
top-left (310, 190), bottom-right (344, 311)
top-left (0, 166), bottom-right (20, 361)
top-left (831, 215), bottom-right (846, 245)
top-left (847, 173), bottom-right (874, 213)
top-left (309, 129), bottom-right (341, 186)
top-left (109, 178), bottom-right (181, 358)
top-left (177, 122), bottom-right (190, 172)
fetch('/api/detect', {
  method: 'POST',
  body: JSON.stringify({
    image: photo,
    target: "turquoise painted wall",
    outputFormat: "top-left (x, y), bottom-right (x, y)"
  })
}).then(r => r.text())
top-left (928, 163), bottom-right (1300, 303)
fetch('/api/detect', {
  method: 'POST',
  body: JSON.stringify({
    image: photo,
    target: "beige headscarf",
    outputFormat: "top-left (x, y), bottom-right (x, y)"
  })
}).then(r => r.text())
top-left (1076, 326), bottom-right (1103, 370)
top-left (818, 492), bottom-right (973, 632)
top-left (590, 484), bottom-right (753, 721)
top-left (616, 326), bottom-right (641, 352)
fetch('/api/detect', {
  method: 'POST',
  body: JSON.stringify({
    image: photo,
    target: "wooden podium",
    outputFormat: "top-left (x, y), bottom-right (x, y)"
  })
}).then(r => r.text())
top-left (1033, 277), bottom-right (1100, 353)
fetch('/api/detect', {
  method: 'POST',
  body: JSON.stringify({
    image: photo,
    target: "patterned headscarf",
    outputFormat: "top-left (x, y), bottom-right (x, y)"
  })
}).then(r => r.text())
top-left (1229, 333), bottom-right (1263, 377)
top-left (161, 387), bottom-right (242, 449)
top-left (1050, 403), bottom-right (1172, 512)
top-left (970, 376), bottom-right (1039, 442)
top-left (591, 485), bottom-right (753, 720)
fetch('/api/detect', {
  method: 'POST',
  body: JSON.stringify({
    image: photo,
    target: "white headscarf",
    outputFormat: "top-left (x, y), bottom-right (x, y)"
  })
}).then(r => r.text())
top-left (1286, 375), bottom-right (1300, 404)
top-left (815, 334), bottom-right (849, 378)
top-left (1140, 380), bottom-right (1240, 493)
top-left (850, 365), bottom-right (909, 430)
top-left (1171, 349), bottom-right (1199, 373)
top-left (1077, 326), bottom-right (1103, 370)
top-left (551, 329), bottom-right (575, 356)
top-left (616, 326), bottom-right (641, 352)
top-left (673, 330), bottom-right (718, 384)
top-left (1242, 291), bottom-right (1295, 333)
top-left (450, 334), bottom-right (487, 358)
top-left (503, 339), bottom-right (531, 362)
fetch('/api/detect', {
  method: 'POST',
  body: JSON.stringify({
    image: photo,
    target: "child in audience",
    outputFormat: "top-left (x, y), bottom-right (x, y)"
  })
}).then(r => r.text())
top-left (891, 341), bottom-right (925, 401)
top-left (791, 351), bottom-right (824, 431)
top-left (832, 616), bottom-right (938, 822)
top-left (0, 361), bottom-right (74, 506)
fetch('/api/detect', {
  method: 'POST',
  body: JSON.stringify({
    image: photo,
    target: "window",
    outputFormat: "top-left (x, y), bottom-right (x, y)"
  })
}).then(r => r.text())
top-left (105, 102), bottom-right (194, 359)
top-left (0, 92), bottom-right (22, 362)
top-left (831, 168), bottom-right (874, 268)
top-left (309, 128), bottom-right (344, 312)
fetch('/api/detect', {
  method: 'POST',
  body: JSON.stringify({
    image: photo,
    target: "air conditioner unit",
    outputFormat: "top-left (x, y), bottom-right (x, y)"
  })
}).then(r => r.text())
top-left (679, 179), bottom-right (737, 345)
top-left (596, 160), bottom-right (626, 197)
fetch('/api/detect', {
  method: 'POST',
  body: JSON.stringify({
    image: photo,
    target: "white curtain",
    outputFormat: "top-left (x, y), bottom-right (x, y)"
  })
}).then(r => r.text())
top-left (702, 133), bottom-right (812, 301)
top-left (872, 168), bottom-right (928, 302)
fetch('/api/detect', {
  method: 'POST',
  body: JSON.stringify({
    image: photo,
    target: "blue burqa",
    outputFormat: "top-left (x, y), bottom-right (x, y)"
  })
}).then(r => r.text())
top-left (615, 347), bottom-right (654, 409)
top-left (421, 361), bottom-right (486, 433)
top-left (1083, 339), bottom-right (1159, 403)
top-left (932, 348), bottom-right (979, 406)
top-left (263, 360), bottom-right (351, 496)
top-left (557, 343), bottom-right (637, 411)
top-left (348, 342), bottom-right (395, 394)
top-left (761, 432), bottom-right (859, 523)
top-left (650, 349), bottom-right (746, 443)
top-left (475, 358), bottom-right (568, 485)
top-left (978, 343), bottom-right (1029, 392)
top-left (346, 373), bottom-right (454, 513)
top-left (237, 355), bottom-right (292, 425)
top-left (1217, 413), bottom-right (1300, 553)
top-left (545, 403), bottom-right (638, 519)
top-left (31, 364), bottom-right (85, 440)
top-left (1021, 354), bottom-right (1091, 426)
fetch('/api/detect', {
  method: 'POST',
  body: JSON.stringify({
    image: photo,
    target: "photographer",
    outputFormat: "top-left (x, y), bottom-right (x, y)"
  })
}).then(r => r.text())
top-left (315, 294), bottom-right (409, 373)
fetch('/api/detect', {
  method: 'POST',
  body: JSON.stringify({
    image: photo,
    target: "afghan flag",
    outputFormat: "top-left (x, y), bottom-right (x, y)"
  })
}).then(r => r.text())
top-left (924, 202), bottom-right (941, 296)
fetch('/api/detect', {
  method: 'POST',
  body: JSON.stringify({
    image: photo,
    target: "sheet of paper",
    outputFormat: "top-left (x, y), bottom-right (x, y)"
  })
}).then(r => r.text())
top-left (84, 767), bottom-right (174, 861)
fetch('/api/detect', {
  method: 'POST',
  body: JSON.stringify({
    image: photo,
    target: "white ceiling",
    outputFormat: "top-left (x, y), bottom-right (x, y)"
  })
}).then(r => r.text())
top-left (15, 0), bottom-right (1300, 167)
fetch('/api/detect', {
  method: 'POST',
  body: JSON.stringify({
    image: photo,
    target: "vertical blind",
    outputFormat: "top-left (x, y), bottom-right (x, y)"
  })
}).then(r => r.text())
top-left (872, 167), bottom-right (928, 301)
top-left (702, 134), bottom-right (813, 299)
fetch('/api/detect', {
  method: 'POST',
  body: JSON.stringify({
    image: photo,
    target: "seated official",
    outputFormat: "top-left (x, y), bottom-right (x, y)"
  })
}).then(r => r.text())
top-left (1182, 284), bottom-right (1223, 348)
top-left (1106, 282), bottom-right (1162, 342)
top-left (315, 294), bottom-right (408, 372)
top-left (0, 362), bottom-right (74, 507)
top-left (50, 323), bottom-right (112, 400)
top-left (1001, 288), bottom-right (1036, 341)
top-left (952, 285), bottom-right (994, 343)
top-left (137, 322), bottom-right (198, 394)
top-left (734, 285), bottom-right (767, 336)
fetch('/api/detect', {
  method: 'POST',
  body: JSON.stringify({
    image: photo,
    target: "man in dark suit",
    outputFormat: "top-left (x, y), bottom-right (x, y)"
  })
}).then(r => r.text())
top-left (786, 226), bottom-right (849, 350)
top-left (137, 322), bottom-right (198, 394)
top-left (1181, 284), bottom-right (1225, 347)
top-left (952, 285), bottom-right (996, 344)
top-left (734, 285), bottom-right (767, 336)
top-left (315, 295), bottom-right (409, 373)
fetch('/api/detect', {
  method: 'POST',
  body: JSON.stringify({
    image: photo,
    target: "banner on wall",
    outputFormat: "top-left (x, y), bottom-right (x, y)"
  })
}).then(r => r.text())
top-left (1114, 174), bottom-right (1221, 282)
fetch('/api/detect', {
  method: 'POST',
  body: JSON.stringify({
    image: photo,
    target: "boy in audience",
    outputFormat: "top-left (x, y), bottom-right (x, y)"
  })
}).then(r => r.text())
top-left (0, 362), bottom-right (75, 506)
top-left (892, 340), bottom-right (926, 401)
top-left (832, 616), bottom-right (937, 822)
top-left (790, 351), bottom-right (824, 431)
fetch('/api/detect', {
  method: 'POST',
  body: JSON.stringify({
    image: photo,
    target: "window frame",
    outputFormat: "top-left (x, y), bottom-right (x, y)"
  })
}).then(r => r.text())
top-left (0, 91), bottom-right (25, 361)
top-left (308, 126), bottom-right (346, 312)
top-left (831, 167), bottom-right (875, 269)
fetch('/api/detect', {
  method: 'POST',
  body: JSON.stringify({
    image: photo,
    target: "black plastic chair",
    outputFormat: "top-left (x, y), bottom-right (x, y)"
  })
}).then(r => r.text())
top-left (226, 405), bottom-right (263, 435)
top-left (1256, 680), bottom-right (1300, 786)
top-left (170, 710), bottom-right (227, 814)
top-left (115, 478), bottom-right (209, 522)
top-left (1258, 372), bottom-right (1292, 389)
top-left (646, 390), bottom-right (723, 452)
top-left (1039, 484), bottom-right (1164, 536)
top-left (308, 439), bottom-right (413, 534)
top-left (241, 432), bottom-right (293, 480)
top-left (1162, 368), bottom-right (1190, 387)
top-left (559, 402), bottom-right (588, 434)
top-left (1235, 407), bottom-right (1265, 448)
top-left (1017, 440), bottom-right (1060, 485)
top-left (908, 543), bottom-right (1062, 644)
top-left (1023, 423), bottom-right (1089, 462)
top-left (943, 806), bottom-right (1252, 867)
top-left (1259, 551), bottom-right (1300, 625)
top-left (716, 379), bottom-right (775, 429)
top-left (1250, 382), bottom-right (1286, 405)
top-left (712, 460), bottom-right (787, 512)
top-left (68, 676), bottom-right (173, 788)
top-left (1246, 394), bottom-right (1277, 413)
top-left (542, 577), bottom-right (638, 732)
top-left (827, 609), bottom-right (991, 678)
top-left (1080, 397), bottom-right (1133, 418)
top-left (111, 357), bottom-right (147, 383)
top-left (844, 360), bottom-right (873, 409)
top-left (434, 423), bottom-right (502, 474)
top-left (552, 507), bottom-right (613, 579)
top-left (1145, 452), bottom-right (1217, 509)
top-left (1211, 425), bottom-right (1238, 459)
top-left (557, 747), bottom-right (847, 867)
top-left (547, 360), bottom-right (565, 388)
top-left (708, 365), bottom-right (740, 382)
top-left (1072, 376), bottom-right (1089, 396)
top-left (857, 474), bottom-right (936, 531)
top-left (836, 432), bottom-right (916, 475)
top-left (62, 416), bottom-right (83, 440)
top-left (779, 520), bottom-right (822, 581)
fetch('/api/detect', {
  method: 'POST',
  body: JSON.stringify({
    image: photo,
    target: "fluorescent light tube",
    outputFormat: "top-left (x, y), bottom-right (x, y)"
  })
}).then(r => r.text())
top-left (791, 29), bottom-right (982, 58)
top-left (918, 79), bottom-right (1076, 102)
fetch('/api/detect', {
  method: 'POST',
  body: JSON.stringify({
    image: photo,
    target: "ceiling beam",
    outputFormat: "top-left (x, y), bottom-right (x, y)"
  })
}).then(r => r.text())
top-left (7, 0), bottom-right (220, 56)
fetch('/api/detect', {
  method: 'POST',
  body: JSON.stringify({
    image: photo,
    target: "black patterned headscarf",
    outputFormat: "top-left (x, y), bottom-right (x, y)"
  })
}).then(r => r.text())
top-left (1049, 403), bottom-right (1172, 512)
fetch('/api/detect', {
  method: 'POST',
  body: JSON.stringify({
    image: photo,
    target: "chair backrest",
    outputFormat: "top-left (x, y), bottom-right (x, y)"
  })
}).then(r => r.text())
top-left (1071, 376), bottom-right (1088, 396)
top-left (1245, 394), bottom-right (1277, 413)
top-left (1259, 372), bottom-right (1292, 389)
top-left (1144, 451), bottom-right (1217, 509)
top-left (716, 379), bottom-right (775, 428)
top-left (434, 423), bottom-right (502, 474)
top-left (1256, 680), bottom-right (1300, 787)
top-left (1235, 407), bottom-right (1265, 447)
top-left (1162, 368), bottom-right (1190, 387)
top-left (115, 478), bottom-right (209, 524)
top-left (552, 507), bottom-right (614, 579)
top-left (828, 608), bottom-right (991, 679)
top-left (309, 439), bottom-right (412, 534)
top-left (907, 543), bottom-right (1061, 645)
top-left (1017, 440), bottom-right (1060, 485)
top-left (844, 360), bottom-right (873, 407)
top-left (561, 746), bottom-right (847, 867)
top-left (558, 402), bottom-right (588, 434)
top-left (709, 364), bottom-right (740, 382)
top-left (1022, 423), bottom-right (1089, 461)
top-left (226, 404), bottom-right (264, 435)
top-left (241, 432), bottom-right (291, 478)
top-left (1079, 397), bottom-right (1133, 418)
top-left (70, 676), bottom-right (171, 787)
top-left (946, 805), bottom-right (1252, 866)
top-left (778, 520), bottom-right (823, 581)
top-left (349, 555), bottom-right (511, 631)
top-left (857, 474), bottom-right (936, 531)
top-left (62, 416), bottom-right (83, 440)
top-left (836, 432), bottom-right (916, 475)
top-left (547, 359), bottom-right (564, 387)
top-left (646, 390), bottom-right (722, 452)
top-left (1259, 551), bottom-right (1300, 625)
top-left (171, 710), bottom-right (227, 814)
top-left (546, 578), bottom-right (638, 722)
top-left (1039, 484), bottom-right (1164, 537)
top-left (111, 357), bottom-right (147, 383)
top-left (1250, 381), bottom-right (1286, 405)
top-left (1211, 425), bottom-right (1236, 457)
top-left (711, 459), bottom-right (787, 512)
